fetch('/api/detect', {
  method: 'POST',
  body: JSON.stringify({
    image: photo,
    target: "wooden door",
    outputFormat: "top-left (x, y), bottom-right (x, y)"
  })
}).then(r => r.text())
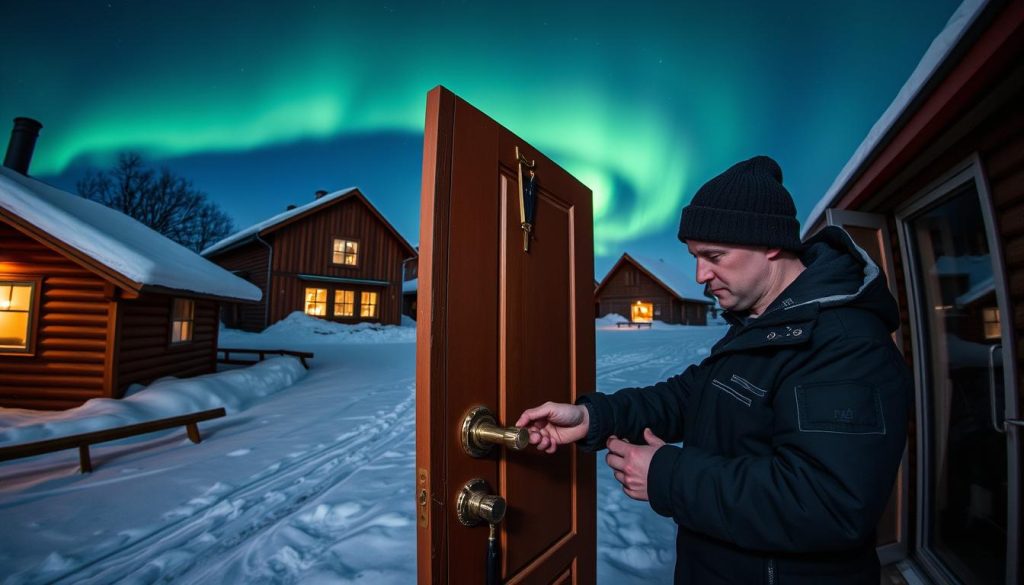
top-left (416, 86), bottom-right (596, 584)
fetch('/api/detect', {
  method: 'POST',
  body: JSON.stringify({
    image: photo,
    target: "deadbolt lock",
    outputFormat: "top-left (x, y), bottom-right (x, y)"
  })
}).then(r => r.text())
top-left (457, 478), bottom-right (506, 527)
top-left (461, 405), bottom-right (528, 457)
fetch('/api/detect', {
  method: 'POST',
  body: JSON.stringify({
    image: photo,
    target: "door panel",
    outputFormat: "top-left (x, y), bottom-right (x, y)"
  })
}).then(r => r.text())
top-left (417, 86), bottom-right (596, 584)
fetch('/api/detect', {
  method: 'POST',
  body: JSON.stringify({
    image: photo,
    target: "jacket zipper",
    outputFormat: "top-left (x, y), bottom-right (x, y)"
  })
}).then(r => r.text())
top-left (767, 558), bottom-right (777, 585)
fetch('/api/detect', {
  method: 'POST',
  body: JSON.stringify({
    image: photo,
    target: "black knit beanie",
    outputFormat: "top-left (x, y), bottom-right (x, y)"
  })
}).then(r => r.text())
top-left (677, 155), bottom-right (802, 250)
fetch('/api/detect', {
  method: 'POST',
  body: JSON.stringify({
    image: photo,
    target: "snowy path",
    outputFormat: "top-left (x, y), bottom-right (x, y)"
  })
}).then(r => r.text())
top-left (0, 320), bottom-right (725, 584)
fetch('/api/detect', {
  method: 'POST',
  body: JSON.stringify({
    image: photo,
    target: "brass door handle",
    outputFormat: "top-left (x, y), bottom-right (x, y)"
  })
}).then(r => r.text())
top-left (462, 405), bottom-right (528, 457)
top-left (457, 478), bottom-right (506, 526)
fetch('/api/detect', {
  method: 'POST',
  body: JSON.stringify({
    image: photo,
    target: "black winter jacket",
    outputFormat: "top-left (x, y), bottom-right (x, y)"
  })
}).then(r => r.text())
top-left (579, 227), bottom-right (911, 584)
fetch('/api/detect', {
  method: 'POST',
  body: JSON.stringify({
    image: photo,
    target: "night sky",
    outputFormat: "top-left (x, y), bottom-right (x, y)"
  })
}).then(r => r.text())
top-left (1, 0), bottom-right (962, 276)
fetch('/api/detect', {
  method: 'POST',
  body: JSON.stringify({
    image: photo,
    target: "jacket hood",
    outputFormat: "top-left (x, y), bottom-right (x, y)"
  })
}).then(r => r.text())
top-left (726, 226), bottom-right (901, 332)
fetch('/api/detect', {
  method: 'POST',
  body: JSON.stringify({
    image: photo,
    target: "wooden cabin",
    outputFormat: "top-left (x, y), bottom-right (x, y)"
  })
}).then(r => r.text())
top-left (203, 188), bottom-right (416, 330)
top-left (595, 253), bottom-right (713, 325)
top-left (0, 162), bottom-right (261, 411)
top-left (802, 1), bottom-right (1022, 582)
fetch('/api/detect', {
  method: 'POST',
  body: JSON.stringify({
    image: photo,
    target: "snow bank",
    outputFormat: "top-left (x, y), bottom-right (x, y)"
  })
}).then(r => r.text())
top-left (0, 356), bottom-right (307, 446)
top-left (228, 312), bottom-right (416, 345)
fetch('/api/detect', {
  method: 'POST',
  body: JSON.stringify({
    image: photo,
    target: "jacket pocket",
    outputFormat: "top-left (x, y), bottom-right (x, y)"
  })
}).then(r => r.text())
top-left (794, 381), bottom-right (886, 435)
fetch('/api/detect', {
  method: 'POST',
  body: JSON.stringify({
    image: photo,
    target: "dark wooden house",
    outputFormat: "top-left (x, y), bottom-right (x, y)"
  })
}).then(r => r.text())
top-left (203, 188), bottom-right (416, 330)
top-left (0, 134), bottom-right (261, 410)
top-left (802, 1), bottom-right (1022, 581)
top-left (595, 253), bottom-right (713, 325)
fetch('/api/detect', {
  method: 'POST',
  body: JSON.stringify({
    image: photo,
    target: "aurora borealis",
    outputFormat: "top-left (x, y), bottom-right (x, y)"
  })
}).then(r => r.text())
top-left (1, 0), bottom-right (961, 274)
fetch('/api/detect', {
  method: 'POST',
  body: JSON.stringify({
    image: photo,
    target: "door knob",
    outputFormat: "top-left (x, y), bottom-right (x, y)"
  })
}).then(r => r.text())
top-left (461, 405), bottom-right (528, 457)
top-left (457, 478), bottom-right (506, 526)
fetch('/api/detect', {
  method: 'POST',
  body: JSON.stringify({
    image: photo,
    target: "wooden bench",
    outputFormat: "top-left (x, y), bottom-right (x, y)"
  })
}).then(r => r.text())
top-left (217, 347), bottom-right (314, 369)
top-left (615, 321), bottom-right (653, 329)
top-left (0, 407), bottom-right (226, 473)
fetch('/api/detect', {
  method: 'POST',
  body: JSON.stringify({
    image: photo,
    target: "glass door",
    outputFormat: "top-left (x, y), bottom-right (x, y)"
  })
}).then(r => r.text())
top-left (899, 159), bottom-right (1020, 585)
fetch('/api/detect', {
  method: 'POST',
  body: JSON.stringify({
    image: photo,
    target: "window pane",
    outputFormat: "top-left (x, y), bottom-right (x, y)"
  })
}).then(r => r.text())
top-left (9, 285), bottom-right (32, 311)
top-left (334, 289), bottom-right (354, 317)
top-left (0, 312), bottom-right (29, 349)
top-left (909, 184), bottom-right (1006, 584)
top-left (305, 288), bottom-right (327, 316)
top-left (360, 291), bottom-right (378, 317)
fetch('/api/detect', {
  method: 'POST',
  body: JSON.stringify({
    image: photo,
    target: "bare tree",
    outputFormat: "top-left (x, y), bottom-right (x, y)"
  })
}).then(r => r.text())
top-left (77, 153), bottom-right (234, 252)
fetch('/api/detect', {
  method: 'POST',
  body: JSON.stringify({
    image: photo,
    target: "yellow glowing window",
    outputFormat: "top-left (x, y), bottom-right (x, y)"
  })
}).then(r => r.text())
top-left (334, 289), bottom-right (355, 317)
top-left (631, 300), bottom-right (653, 323)
top-left (332, 239), bottom-right (359, 266)
top-left (0, 282), bottom-right (35, 352)
top-left (171, 298), bottom-right (195, 343)
top-left (360, 291), bottom-right (378, 318)
top-left (305, 288), bottom-right (327, 316)
top-left (983, 307), bottom-right (1000, 340)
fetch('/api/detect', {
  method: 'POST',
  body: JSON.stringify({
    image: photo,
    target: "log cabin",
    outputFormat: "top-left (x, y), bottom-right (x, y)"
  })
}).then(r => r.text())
top-left (595, 253), bottom-right (713, 325)
top-left (801, 1), bottom-right (1022, 581)
top-left (202, 188), bottom-right (416, 330)
top-left (0, 120), bottom-right (261, 410)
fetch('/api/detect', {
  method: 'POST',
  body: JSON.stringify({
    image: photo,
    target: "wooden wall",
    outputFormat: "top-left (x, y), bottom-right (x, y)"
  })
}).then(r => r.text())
top-left (116, 293), bottom-right (219, 393)
top-left (0, 220), bottom-right (112, 410)
top-left (597, 262), bottom-right (708, 325)
top-left (206, 241), bottom-right (269, 331)
top-left (268, 195), bottom-right (410, 325)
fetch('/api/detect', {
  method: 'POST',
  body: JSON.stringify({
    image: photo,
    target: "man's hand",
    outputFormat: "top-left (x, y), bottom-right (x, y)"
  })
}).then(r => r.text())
top-left (515, 402), bottom-right (589, 454)
top-left (606, 428), bottom-right (666, 501)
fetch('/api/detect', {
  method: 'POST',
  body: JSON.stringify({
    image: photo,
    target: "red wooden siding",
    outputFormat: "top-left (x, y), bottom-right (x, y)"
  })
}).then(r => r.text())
top-left (597, 263), bottom-right (708, 325)
top-left (207, 241), bottom-right (269, 331)
top-left (268, 196), bottom-right (409, 325)
top-left (117, 294), bottom-right (219, 393)
top-left (0, 219), bottom-right (112, 410)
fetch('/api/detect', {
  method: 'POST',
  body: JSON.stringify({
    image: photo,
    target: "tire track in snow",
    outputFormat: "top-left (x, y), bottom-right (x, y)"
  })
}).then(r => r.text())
top-left (47, 380), bottom-right (415, 585)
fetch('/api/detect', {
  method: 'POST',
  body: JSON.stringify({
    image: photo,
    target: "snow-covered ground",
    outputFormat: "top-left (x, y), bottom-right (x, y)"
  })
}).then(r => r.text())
top-left (0, 313), bottom-right (727, 584)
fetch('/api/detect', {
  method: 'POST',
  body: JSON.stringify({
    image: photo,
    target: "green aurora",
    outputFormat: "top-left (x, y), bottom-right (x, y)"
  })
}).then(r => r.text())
top-left (1, 1), bottom-right (961, 257)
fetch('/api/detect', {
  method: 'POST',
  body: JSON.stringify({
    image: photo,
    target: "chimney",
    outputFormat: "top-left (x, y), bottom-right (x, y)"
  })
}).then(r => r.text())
top-left (3, 117), bottom-right (43, 175)
top-left (315, 190), bottom-right (328, 200)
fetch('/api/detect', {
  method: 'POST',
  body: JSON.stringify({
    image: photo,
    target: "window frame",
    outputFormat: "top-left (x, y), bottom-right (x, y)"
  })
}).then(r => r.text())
top-left (0, 275), bottom-right (42, 357)
top-left (334, 289), bottom-right (355, 318)
top-left (169, 298), bottom-right (196, 346)
top-left (331, 237), bottom-right (361, 268)
top-left (304, 287), bottom-right (328, 317)
top-left (359, 290), bottom-right (379, 319)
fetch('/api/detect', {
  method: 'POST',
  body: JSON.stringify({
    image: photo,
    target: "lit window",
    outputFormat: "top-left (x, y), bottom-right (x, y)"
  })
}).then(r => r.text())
top-left (0, 281), bottom-right (34, 352)
top-left (631, 300), bottom-right (653, 323)
top-left (983, 307), bottom-right (1000, 340)
top-left (334, 290), bottom-right (355, 317)
top-left (333, 239), bottom-right (359, 266)
top-left (305, 288), bottom-right (327, 316)
top-left (171, 298), bottom-right (195, 343)
top-left (360, 291), bottom-right (378, 318)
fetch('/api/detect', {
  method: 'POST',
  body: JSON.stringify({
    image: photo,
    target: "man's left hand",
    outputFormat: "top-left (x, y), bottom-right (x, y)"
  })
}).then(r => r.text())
top-left (606, 428), bottom-right (666, 501)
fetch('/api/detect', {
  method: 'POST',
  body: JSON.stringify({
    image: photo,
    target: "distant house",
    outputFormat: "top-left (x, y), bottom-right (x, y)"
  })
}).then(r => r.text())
top-left (0, 120), bottom-right (261, 410)
top-left (203, 189), bottom-right (417, 330)
top-left (595, 253), bottom-right (713, 325)
top-left (801, 1), bottom-right (1022, 581)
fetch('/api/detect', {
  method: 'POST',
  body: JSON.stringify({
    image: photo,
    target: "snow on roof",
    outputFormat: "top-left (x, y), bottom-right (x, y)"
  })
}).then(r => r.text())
top-left (627, 254), bottom-right (713, 304)
top-left (402, 278), bottom-right (417, 293)
top-left (802, 0), bottom-right (989, 236)
top-left (0, 167), bottom-right (261, 301)
top-left (201, 187), bottom-right (359, 256)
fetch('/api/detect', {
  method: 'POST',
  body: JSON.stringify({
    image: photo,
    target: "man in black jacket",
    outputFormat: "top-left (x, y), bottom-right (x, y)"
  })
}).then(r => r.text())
top-left (516, 155), bottom-right (910, 585)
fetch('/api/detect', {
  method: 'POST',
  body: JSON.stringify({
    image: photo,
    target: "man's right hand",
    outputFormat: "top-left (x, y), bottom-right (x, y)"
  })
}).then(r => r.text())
top-left (515, 402), bottom-right (589, 454)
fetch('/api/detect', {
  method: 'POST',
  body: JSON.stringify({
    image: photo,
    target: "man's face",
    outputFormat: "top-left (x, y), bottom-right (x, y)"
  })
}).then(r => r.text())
top-left (686, 240), bottom-right (774, 313)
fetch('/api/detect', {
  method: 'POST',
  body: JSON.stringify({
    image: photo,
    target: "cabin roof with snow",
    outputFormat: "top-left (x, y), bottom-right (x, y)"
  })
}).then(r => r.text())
top-left (201, 187), bottom-right (416, 258)
top-left (0, 166), bottom-right (261, 302)
top-left (803, 0), bottom-right (989, 235)
top-left (597, 253), bottom-right (713, 305)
